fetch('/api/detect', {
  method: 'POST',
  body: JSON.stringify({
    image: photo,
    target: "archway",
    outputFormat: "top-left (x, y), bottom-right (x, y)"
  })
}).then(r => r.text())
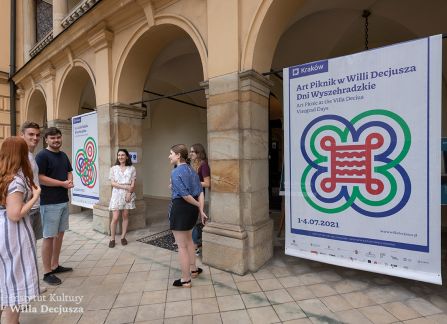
top-left (57, 64), bottom-right (96, 120)
top-left (115, 22), bottom-right (207, 201)
top-left (247, 0), bottom-right (447, 211)
top-left (26, 88), bottom-right (47, 128)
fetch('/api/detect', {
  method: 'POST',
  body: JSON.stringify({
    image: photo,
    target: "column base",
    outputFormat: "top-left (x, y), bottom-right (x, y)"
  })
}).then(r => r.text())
top-left (202, 223), bottom-right (248, 275)
top-left (92, 203), bottom-right (110, 234)
top-left (202, 219), bottom-right (273, 275)
top-left (246, 219), bottom-right (274, 271)
top-left (92, 199), bottom-right (146, 235)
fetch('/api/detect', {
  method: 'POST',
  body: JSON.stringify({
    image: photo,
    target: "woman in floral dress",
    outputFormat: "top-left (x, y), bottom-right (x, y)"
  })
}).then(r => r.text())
top-left (108, 149), bottom-right (136, 248)
top-left (0, 137), bottom-right (41, 324)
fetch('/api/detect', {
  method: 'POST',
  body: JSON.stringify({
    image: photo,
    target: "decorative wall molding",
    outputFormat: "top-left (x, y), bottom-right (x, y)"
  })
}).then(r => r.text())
top-left (61, 0), bottom-right (102, 29)
top-left (30, 30), bottom-right (53, 57)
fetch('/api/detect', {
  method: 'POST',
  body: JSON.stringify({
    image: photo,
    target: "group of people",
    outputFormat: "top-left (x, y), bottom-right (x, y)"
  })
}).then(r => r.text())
top-left (0, 122), bottom-right (211, 322)
top-left (0, 122), bottom-right (74, 323)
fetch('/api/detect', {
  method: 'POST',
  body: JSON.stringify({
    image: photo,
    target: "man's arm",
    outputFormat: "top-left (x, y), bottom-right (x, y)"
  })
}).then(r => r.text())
top-left (39, 175), bottom-right (63, 187)
top-left (39, 174), bottom-right (73, 189)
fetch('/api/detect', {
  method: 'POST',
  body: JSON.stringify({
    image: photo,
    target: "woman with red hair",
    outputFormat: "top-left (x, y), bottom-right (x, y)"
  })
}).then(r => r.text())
top-left (0, 137), bottom-right (41, 324)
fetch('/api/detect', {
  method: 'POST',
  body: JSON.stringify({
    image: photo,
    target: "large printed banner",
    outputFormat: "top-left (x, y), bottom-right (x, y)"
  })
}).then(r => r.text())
top-left (71, 111), bottom-right (99, 208)
top-left (284, 36), bottom-right (442, 284)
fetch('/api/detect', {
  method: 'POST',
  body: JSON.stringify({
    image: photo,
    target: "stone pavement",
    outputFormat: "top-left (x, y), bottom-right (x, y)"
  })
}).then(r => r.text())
top-left (12, 199), bottom-right (447, 323)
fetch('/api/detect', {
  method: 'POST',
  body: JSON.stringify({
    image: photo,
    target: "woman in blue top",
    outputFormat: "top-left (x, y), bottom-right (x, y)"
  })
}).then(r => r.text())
top-left (169, 144), bottom-right (207, 287)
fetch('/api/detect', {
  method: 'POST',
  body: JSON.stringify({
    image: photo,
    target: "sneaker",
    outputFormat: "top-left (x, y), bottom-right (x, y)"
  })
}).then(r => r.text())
top-left (51, 265), bottom-right (73, 274)
top-left (195, 248), bottom-right (200, 256)
top-left (172, 278), bottom-right (191, 288)
top-left (43, 273), bottom-right (61, 286)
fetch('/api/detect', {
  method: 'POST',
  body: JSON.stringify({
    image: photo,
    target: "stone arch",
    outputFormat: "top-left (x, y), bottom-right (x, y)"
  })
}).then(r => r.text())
top-left (243, 0), bottom-right (447, 75)
top-left (57, 61), bottom-right (96, 120)
top-left (241, 0), bottom-right (307, 73)
top-left (26, 87), bottom-right (47, 127)
top-left (154, 14), bottom-right (207, 79)
top-left (113, 14), bottom-right (207, 103)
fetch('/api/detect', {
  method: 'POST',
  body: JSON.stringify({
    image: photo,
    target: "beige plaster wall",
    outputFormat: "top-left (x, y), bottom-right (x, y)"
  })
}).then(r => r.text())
top-left (142, 100), bottom-right (207, 198)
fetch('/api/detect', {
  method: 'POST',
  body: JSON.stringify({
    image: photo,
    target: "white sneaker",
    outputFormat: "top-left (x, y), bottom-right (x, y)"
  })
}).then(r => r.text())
top-left (195, 248), bottom-right (200, 256)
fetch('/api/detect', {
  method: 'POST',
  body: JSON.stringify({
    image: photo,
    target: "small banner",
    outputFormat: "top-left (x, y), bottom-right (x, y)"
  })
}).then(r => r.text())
top-left (71, 111), bottom-right (99, 208)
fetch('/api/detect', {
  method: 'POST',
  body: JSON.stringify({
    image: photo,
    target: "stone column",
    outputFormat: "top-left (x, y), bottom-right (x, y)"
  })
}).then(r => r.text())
top-left (202, 70), bottom-right (273, 274)
top-left (92, 103), bottom-right (146, 234)
top-left (46, 118), bottom-right (81, 214)
top-left (53, 0), bottom-right (68, 36)
top-left (23, 0), bottom-right (36, 62)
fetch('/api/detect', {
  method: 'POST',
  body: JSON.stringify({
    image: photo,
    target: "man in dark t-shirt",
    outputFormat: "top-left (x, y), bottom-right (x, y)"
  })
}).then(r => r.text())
top-left (36, 127), bottom-right (74, 286)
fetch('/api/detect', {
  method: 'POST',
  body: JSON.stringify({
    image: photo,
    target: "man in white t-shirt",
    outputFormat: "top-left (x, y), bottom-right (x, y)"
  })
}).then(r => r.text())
top-left (21, 121), bottom-right (47, 293)
top-left (20, 121), bottom-right (43, 240)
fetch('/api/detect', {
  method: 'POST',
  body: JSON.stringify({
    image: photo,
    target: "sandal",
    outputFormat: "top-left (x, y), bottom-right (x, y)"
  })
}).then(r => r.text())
top-left (109, 240), bottom-right (115, 248)
top-left (173, 279), bottom-right (191, 288)
top-left (121, 237), bottom-right (128, 245)
top-left (191, 267), bottom-right (203, 278)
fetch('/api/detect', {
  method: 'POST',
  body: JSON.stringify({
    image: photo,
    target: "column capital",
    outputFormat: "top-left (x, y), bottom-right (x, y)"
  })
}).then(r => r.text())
top-left (239, 70), bottom-right (273, 97)
top-left (199, 80), bottom-right (209, 99)
top-left (47, 119), bottom-right (72, 132)
top-left (40, 62), bottom-right (56, 81)
top-left (88, 26), bottom-right (114, 52)
top-left (16, 88), bottom-right (26, 99)
top-left (111, 103), bottom-right (146, 119)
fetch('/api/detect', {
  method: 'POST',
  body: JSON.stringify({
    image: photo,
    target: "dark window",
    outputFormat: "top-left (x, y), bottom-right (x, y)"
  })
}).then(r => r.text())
top-left (36, 0), bottom-right (52, 42)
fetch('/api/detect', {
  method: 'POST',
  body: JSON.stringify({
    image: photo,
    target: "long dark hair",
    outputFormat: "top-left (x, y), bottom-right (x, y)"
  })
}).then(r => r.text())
top-left (115, 149), bottom-right (132, 166)
top-left (0, 137), bottom-right (36, 205)
top-left (191, 143), bottom-right (207, 162)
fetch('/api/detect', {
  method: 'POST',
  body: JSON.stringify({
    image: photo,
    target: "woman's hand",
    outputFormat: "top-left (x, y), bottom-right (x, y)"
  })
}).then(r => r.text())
top-left (32, 185), bottom-right (41, 199)
top-left (200, 209), bottom-right (208, 225)
top-left (125, 192), bottom-right (132, 203)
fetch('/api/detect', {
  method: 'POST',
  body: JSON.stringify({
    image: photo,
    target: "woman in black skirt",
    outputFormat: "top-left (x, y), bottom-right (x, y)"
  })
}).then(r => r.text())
top-left (169, 144), bottom-right (207, 287)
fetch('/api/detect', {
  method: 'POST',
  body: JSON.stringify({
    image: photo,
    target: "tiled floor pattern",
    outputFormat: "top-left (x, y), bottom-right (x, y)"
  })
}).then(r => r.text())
top-left (7, 200), bottom-right (447, 324)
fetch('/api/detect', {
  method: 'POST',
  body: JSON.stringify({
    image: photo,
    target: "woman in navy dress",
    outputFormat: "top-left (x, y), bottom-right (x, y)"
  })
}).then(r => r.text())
top-left (168, 144), bottom-right (207, 287)
top-left (0, 137), bottom-right (41, 324)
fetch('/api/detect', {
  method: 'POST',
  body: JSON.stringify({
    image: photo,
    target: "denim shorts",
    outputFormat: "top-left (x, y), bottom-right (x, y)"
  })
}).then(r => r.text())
top-left (40, 202), bottom-right (69, 238)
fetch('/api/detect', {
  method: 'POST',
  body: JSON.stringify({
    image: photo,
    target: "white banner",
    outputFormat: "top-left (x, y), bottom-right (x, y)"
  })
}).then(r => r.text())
top-left (71, 111), bottom-right (99, 208)
top-left (284, 35), bottom-right (442, 284)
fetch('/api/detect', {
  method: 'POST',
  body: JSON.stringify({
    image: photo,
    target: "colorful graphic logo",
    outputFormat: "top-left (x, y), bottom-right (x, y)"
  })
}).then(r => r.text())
top-left (301, 110), bottom-right (411, 217)
top-left (75, 137), bottom-right (97, 189)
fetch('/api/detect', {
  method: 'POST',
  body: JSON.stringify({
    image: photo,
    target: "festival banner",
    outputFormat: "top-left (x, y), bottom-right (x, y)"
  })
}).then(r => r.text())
top-left (71, 111), bottom-right (99, 208)
top-left (283, 35), bottom-right (442, 284)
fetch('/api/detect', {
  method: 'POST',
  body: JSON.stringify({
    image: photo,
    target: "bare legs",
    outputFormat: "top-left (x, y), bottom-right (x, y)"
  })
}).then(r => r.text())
top-left (110, 209), bottom-right (129, 241)
top-left (110, 210), bottom-right (120, 241)
top-left (42, 237), bottom-right (54, 274)
top-left (51, 232), bottom-right (64, 270)
top-left (172, 230), bottom-right (197, 282)
top-left (121, 209), bottom-right (129, 239)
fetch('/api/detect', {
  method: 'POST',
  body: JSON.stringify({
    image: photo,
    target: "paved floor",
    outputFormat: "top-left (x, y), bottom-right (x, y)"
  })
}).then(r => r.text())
top-left (10, 199), bottom-right (447, 323)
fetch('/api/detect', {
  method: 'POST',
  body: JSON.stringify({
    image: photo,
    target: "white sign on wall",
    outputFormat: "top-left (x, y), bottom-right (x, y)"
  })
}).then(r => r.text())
top-left (283, 35), bottom-right (442, 284)
top-left (129, 151), bottom-right (138, 164)
top-left (71, 111), bottom-right (100, 208)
